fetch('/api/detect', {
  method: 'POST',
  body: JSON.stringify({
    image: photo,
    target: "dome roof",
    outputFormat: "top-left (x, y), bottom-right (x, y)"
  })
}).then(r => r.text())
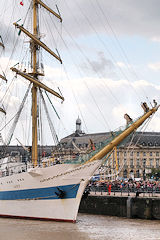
top-left (76, 117), bottom-right (81, 124)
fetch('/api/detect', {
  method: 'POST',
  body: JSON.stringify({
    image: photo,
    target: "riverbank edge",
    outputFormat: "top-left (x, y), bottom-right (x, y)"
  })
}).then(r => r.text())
top-left (79, 195), bottom-right (160, 220)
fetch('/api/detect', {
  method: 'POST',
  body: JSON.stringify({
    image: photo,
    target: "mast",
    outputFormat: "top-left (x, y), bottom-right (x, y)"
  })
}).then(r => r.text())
top-left (32, 0), bottom-right (38, 167)
top-left (11, 1), bottom-right (63, 167)
top-left (30, 0), bottom-right (62, 167)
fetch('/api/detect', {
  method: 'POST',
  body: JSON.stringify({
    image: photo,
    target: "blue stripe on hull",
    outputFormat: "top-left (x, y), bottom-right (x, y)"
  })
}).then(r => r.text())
top-left (0, 184), bottom-right (80, 200)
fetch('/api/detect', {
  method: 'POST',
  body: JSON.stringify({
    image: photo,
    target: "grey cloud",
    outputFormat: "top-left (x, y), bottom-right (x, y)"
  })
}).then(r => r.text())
top-left (1, 0), bottom-right (160, 42)
top-left (1, 0), bottom-right (160, 49)
top-left (60, 0), bottom-right (160, 39)
top-left (81, 51), bottom-right (115, 76)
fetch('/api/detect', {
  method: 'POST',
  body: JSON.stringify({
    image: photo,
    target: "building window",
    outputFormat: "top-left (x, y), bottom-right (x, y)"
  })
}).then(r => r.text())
top-left (137, 159), bottom-right (140, 166)
top-left (156, 159), bottom-right (159, 168)
top-left (150, 152), bottom-right (152, 157)
top-left (124, 158), bottom-right (127, 166)
top-left (143, 158), bottom-right (146, 167)
top-left (143, 152), bottom-right (146, 156)
top-left (137, 152), bottom-right (139, 157)
top-left (130, 152), bottom-right (133, 156)
top-left (130, 159), bottom-right (133, 167)
top-left (149, 158), bottom-right (153, 167)
top-left (124, 152), bottom-right (126, 157)
top-left (156, 152), bottom-right (159, 157)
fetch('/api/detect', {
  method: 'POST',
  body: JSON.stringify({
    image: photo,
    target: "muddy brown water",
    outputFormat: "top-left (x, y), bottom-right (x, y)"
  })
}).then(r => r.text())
top-left (0, 214), bottom-right (160, 240)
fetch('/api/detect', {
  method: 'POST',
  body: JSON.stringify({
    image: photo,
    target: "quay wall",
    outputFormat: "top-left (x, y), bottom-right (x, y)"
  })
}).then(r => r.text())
top-left (79, 195), bottom-right (160, 220)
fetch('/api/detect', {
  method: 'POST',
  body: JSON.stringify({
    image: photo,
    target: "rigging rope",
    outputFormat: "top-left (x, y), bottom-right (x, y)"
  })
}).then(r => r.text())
top-left (5, 83), bottom-right (31, 145)
top-left (39, 89), bottom-right (59, 145)
top-left (95, 0), bottom-right (150, 104)
top-left (47, 7), bottom-right (113, 132)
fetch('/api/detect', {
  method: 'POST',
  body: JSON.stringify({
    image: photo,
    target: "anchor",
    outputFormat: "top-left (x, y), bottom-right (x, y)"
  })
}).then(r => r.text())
top-left (55, 187), bottom-right (66, 199)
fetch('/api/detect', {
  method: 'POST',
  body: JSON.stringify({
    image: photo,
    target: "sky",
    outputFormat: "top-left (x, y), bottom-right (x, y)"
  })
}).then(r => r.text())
top-left (0, 0), bottom-right (160, 145)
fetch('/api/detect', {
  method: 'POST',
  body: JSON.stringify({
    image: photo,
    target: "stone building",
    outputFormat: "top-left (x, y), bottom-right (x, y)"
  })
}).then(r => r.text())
top-left (58, 117), bottom-right (160, 180)
top-left (114, 132), bottom-right (160, 180)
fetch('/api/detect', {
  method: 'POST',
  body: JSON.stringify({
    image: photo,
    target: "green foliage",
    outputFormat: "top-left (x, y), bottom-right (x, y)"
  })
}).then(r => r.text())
top-left (147, 168), bottom-right (160, 180)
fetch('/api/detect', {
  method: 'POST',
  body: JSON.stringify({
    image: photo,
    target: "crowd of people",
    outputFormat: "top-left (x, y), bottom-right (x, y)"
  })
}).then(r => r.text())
top-left (87, 179), bottom-right (160, 194)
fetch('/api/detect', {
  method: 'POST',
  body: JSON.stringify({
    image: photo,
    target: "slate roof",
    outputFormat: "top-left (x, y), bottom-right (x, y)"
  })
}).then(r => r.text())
top-left (60, 132), bottom-right (111, 146)
top-left (0, 145), bottom-right (53, 158)
top-left (0, 131), bottom-right (159, 157)
top-left (130, 132), bottom-right (160, 147)
top-left (60, 131), bottom-right (160, 148)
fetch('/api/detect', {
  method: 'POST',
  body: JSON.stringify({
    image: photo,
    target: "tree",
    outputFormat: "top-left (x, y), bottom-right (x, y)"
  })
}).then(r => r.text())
top-left (147, 168), bottom-right (160, 180)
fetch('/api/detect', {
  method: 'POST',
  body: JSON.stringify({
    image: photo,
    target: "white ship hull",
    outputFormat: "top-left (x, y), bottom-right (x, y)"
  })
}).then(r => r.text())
top-left (0, 160), bottom-right (101, 222)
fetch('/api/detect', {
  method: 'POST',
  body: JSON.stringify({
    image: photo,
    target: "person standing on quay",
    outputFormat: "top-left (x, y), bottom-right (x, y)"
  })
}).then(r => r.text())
top-left (108, 183), bottom-right (112, 195)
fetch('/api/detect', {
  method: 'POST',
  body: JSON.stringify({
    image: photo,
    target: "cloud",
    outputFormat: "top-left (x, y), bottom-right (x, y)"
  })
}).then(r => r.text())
top-left (59, 0), bottom-right (160, 39)
top-left (151, 37), bottom-right (160, 42)
top-left (0, 57), bottom-right (17, 74)
top-left (1, 0), bottom-right (160, 46)
top-left (54, 74), bottom-right (160, 134)
top-left (81, 51), bottom-right (115, 76)
top-left (0, 23), bottom-right (14, 49)
top-left (148, 115), bottom-right (160, 131)
top-left (117, 62), bottom-right (127, 68)
top-left (0, 0), bottom-right (160, 144)
top-left (148, 62), bottom-right (160, 71)
top-left (112, 105), bottom-right (126, 119)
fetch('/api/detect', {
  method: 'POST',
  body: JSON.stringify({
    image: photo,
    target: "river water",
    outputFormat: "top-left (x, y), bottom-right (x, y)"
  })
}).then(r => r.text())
top-left (0, 214), bottom-right (160, 240)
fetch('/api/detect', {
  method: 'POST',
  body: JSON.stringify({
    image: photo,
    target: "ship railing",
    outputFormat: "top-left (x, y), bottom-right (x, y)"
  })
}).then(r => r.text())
top-left (0, 163), bottom-right (27, 178)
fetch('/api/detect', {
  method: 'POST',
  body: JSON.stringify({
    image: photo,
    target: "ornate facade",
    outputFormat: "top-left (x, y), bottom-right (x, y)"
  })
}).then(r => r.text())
top-left (58, 118), bottom-right (160, 180)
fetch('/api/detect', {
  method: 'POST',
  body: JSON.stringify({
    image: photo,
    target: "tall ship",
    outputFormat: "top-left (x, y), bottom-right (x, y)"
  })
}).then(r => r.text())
top-left (0, 1), bottom-right (159, 222)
